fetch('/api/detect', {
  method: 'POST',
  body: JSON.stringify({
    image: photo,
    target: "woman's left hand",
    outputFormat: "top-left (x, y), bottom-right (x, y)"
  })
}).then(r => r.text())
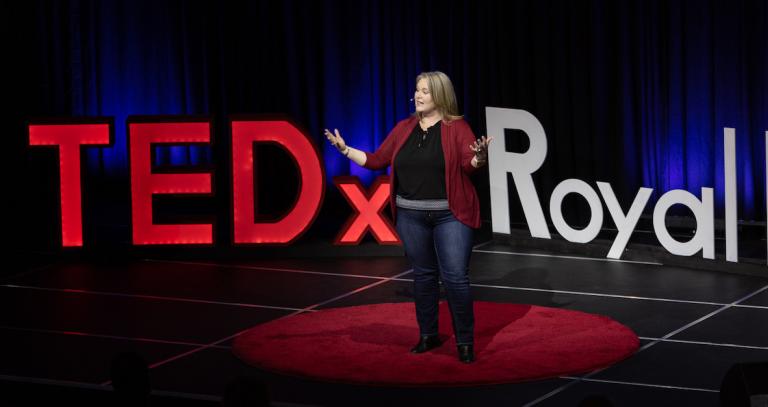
top-left (470, 135), bottom-right (494, 162)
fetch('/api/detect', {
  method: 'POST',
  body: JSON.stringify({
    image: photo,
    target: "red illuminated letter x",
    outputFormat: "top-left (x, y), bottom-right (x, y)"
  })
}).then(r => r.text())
top-left (334, 176), bottom-right (400, 245)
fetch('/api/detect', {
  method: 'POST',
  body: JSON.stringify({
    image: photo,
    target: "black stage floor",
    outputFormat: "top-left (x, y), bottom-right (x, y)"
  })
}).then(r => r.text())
top-left (2, 238), bottom-right (767, 406)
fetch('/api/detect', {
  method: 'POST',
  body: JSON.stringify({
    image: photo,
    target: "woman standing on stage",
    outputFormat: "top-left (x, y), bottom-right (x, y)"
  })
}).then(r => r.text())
top-left (325, 71), bottom-right (491, 363)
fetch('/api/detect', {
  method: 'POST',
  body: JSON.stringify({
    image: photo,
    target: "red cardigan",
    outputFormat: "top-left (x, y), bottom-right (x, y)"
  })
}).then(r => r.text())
top-left (363, 115), bottom-right (481, 229)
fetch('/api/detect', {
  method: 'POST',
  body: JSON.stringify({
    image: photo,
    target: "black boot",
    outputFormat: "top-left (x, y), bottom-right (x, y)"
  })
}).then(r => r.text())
top-left (457, 344), bottom-right (475, 363)
top-left (410, 335), bottom-right (442, 353)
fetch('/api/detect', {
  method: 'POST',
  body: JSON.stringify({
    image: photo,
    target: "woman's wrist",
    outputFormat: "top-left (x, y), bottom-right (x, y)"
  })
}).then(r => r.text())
top-left (341, 146), bottom-right (350, 156)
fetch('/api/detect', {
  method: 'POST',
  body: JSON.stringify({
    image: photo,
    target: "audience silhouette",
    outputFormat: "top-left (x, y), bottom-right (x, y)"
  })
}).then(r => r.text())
top-left (110, 352), bottom-right (151, 407)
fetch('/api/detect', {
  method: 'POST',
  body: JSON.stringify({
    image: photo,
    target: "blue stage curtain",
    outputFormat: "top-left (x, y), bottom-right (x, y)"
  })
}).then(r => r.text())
top-left (14, 0), bottom-right (768, 221)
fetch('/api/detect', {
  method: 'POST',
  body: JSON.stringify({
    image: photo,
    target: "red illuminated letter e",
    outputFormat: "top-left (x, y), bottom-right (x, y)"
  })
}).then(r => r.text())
top-left (129, 120), bottom-right (213, 245)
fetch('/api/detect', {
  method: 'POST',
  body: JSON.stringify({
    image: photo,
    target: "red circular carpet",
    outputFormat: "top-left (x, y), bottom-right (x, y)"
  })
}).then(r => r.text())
top-left (233, 301), bottom-right (639, 387)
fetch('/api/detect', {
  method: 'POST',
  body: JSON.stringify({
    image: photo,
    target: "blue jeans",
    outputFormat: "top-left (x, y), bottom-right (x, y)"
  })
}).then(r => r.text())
top-left (395, 207), bottom-right (475, 345)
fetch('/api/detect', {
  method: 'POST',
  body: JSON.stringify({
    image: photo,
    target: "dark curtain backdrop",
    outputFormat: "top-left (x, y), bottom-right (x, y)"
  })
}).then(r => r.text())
top-left (6, 0), bottom-right (768, 249)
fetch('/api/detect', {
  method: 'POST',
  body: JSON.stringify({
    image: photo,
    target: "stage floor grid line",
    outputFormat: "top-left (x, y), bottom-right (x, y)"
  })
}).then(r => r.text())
top-left (521, 283), bottom-right (768, 405)
top-left (100, 257), bottom-right (768, 309)
top-left (125, 268), bottom-right (416, 381)
top-left (3, 244), bottom-right (767, 406)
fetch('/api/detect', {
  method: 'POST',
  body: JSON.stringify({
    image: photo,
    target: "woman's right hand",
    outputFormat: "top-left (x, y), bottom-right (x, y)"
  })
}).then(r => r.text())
top-left (324, 128), bottom-right (348, 154)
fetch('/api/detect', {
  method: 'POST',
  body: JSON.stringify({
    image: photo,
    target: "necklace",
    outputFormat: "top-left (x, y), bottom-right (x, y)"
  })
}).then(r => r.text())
top-left (418, 115), bottom-right (440, 148)
top-left (418, 128), bottom-right (428, 148)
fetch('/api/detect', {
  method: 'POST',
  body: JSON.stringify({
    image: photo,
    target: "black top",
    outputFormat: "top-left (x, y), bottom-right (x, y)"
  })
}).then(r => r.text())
top-left (394, 120), bottom-right (447, 199)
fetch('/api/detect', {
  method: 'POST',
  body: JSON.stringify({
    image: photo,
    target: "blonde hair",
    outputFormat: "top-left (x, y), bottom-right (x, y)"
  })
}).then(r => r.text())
top-left (415, 71), bottom-right (463, 121)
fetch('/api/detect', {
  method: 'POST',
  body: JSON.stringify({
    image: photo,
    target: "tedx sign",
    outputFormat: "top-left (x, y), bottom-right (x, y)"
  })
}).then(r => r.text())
top-left (31, 109), bottom-right (767, 264)
top-left (29, 118), bottom-right (398, 247)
